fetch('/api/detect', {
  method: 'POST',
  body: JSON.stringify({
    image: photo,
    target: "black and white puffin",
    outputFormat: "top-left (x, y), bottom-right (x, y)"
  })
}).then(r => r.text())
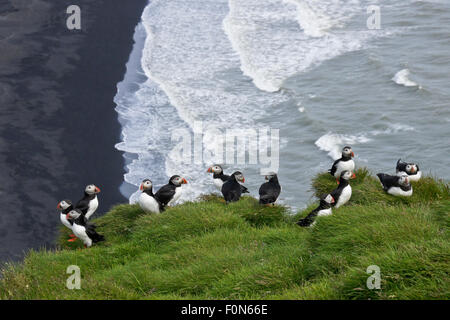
top-left (154, 175), bottom-right (187, 209)
top-left (66, 208), bottom-right (104, 248)
top-left (138, 179), bottom-right (161, 214)
top-left (221, 171), bottom-right (246, 203)
top-left (330, 170), bottom-right (355, 208)
top-left (258, 173), bottom-right (281, 205)
top-left (207, 165), bottom-right (249, 193)
top-left (57, 199), bottom-right (76, 242)
top-left (329, 146), bottom-right (355, 180)
top-left (377, 172), bottom-right (413, 197)
top-left (297, 194), bottom-right (335, 227)
top-left (75, 184), bottom-right (100, 220)
top-left (396, 159), bottom-right (422, 182)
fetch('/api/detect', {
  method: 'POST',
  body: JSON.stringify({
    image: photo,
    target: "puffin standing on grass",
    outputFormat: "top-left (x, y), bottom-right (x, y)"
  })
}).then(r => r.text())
top-left (75, 184), bottom-right (101, 220)
top-left (258, 173), bottom-right (281, 205)
top-left (207, 165), bottom-right (249, 193)
top-left (330, 170), bottom-right (355, 208)
top-left (57, 199), bottom-right (76, 242)
top-left (297, 194), bottom-right (335, 227)
top-left (138, 179), bottom-right (161, 214)
top-left (377, 172), bottom-right (413, 197)
top-left (221, 171), bottom-right (246, 204)
top-left (329, 146), bottom-right (355, 180)
top-left (396, 159), bottom-right (422, 182)
top-left (66, 208), bottom-right (104, 248)
top-left (155, 175), bottom-right (188, 210)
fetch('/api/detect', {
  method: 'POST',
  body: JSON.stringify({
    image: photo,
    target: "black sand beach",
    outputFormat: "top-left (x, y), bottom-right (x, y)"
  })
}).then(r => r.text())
top-left (0, 0), bottom-right (148, 263)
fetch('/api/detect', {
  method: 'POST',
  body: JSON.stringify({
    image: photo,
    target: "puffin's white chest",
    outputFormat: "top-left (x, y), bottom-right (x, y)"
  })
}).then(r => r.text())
top-left (387, 186), bottom-right (413, 197)
top-left (168, 187), bottom-right (183, 206)
top-left (334, 160), bottom-right (355, 178)
top-left (335, 185), bottom-right (352, 208)
top-left (85, 196), bottom-right (99, 220)
top-left (317, 207), bottom-right (332, 217)
top-left (397, 171), bottom-right (422, 182)
top-left (60, 213), bottom-right (72, 230)
top-left (72, 223), bottom-right (92, 247)
top-left (213, 178), bottom-right (224, 191)
top-left (139, 193), bottom-right (160, 214)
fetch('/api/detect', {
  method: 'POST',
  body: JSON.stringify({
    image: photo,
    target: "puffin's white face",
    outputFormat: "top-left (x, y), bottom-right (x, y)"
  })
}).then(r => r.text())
top-left (324, 194), bottom-right (335, 204)
top-left (207, 165), bottom-right (223, 174)
top-left (171, 176), bottom-right (188, 186)
top-left (85, 184), bottom-right (101, 195)
top-left (234, 172), bottom-right (245, 183)
top-left (67, 209), bottom-right (82, 220)
top-left (341, 170), bottom-right (354, 180)
top-left (406, 164), bottom-right (418, 174)
top-left (57, 200), bottom-right (72, 211)
top-left (398, 174), bottom-right (409, 186)
top-left (140, 179), bottom-right (152, 191)
top-left (342, 147), bottom-right (354, 158)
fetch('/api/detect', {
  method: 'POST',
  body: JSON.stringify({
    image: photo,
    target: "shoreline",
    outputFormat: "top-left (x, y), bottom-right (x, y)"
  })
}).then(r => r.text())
top-left (0, 0), bottom-right (148, 263)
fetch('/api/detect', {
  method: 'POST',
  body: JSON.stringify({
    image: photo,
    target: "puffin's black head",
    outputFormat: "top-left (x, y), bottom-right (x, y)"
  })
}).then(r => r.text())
top-left (85, 184), bottom-right (101, 195)
top-left (207, 165), bottom-right (223, 174)
top-left (232, 171), bottom-right (245, 183)
top-left (340, 170), bottom-right (355, 181)
top-left (169, 175), bottom-right (188, 186)
top-left (342, 146), bottom-right (355, 158)
top-left (57, 199), bottom-right (72, 211)
top-left (140, 179), bottom-right (153, 191)
top-left (66, 208), bottom-right (83, 220)
top-left (398, 173), bottom-right (410, 186)
top-left (264, 172), bottom-right (277, 181)
top-left (319, 194), bottom-right (335, 208)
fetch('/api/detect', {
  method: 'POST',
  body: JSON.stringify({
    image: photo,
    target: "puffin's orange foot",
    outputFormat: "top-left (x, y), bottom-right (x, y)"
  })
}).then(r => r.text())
top-left (69, 234), bottom-right (76, 238)
top-left (67, 238), bottom-right (77, 242)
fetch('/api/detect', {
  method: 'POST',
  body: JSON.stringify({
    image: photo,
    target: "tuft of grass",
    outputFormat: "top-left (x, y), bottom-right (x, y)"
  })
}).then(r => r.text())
top-left (0, 168), bottom-right (448, 300)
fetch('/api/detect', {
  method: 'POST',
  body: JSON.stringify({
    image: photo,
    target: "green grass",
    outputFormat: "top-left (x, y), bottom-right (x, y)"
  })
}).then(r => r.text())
top-left (1, 168), bottom-right (449, 299)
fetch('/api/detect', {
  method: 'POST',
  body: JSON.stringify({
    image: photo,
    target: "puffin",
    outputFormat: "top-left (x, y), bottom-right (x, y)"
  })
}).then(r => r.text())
top-left (221, 171), bottom-right (246, 203)
top-left (138, 179), bottom-right (162, 214)
top-left (396, 159), bottom-right (422, 182)
top-left (66, 208), bottom-right (104, 248)
top-left (296, 194), bottom-right (335, 227)
top-left (57, 199), bottom-right (76, 242)
top-left (207, 165), bottom-right (249, 193)
top-left (377, 172), bottom-right (413, 197)
top-left (154, 175), bottom-right (187, 210)
top-left (330, 170), bottom-right (355, 208)
top-left (329, 146), bottom-right (355, 180)
top-left (258, 173), bottom-right (281, 205)
top-left (75, 184), bottom-right (100, 220)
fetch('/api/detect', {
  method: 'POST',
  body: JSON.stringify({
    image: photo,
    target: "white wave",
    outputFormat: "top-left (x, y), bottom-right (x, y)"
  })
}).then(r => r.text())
top-left (392, 69), bottom-right (419, 87)
top-left (223, 0), bottom-right (380, 92)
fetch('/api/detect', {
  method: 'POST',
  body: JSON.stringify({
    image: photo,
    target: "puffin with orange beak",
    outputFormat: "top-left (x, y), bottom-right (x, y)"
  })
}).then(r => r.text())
top-left (330, 170), bottom-right (355, 208)
top-left (329, 146), bottom-right (355, 180)
top-left (57, 199), bottom-right (77, 242)
top-left (138, 179), bottom-right (162, 214)
top-left (75, 184), bottom-right (101, 220)
top-left (155, 175), bottom-right (188, 210)
top-left (221, 171), bottom-right (246, 204)
top-left (396, 159), bottom-right (422, 182)
top-left (377, 172), bottom-right (413, 197)
top-left (207, 164), bottom-right (249, 193)
top-left (297, 194), bottom-right (335, 227)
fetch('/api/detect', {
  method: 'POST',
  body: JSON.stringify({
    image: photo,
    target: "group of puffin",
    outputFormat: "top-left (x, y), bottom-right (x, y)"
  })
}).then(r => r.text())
top-left (56, 146), bottom-right (422, 247)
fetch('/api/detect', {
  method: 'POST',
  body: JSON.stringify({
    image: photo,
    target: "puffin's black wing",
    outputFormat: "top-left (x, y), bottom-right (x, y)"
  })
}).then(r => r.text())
top-left (85, 223), bottom-right (104, 243)
top-left (240, 185), bottom-right (250, 194)
top-left (155, 184), bottom-right (176, 206)
top-left (329, 158), bottom-right (340, 176)
top-left (221, 180), bottom-right (241, 203)
top-left (258, 182), bottom-right (280, 204)
top-left (75, 197), bottom-right (90, 215)
top-left (396, 159), bottom-right (407, 172)
top-left (376, 173), bottom-right (399, 191)
top-left (297, 207), bottom-right (319, 227)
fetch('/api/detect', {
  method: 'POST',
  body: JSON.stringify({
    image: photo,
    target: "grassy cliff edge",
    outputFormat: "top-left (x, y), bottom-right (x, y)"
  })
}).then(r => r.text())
top-left (1, 168), bottom-right (449, 299)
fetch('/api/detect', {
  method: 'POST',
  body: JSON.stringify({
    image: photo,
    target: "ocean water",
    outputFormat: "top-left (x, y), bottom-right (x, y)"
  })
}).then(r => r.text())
top-left (114, 0), bottom-right (450, 211)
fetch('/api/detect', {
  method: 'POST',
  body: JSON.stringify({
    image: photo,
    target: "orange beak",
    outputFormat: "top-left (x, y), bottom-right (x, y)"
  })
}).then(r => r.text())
top-left (57, 203), bottom-right (61, 209)
top-left (351, 151), bottom-right (355, 157)
top-left (351, 173), bottom-right (356, 179)
top-left (242, 178), bottom-right (245, 183)
top-left (207, 167), bottom-right (212, 173)
top-left (182, 178), bottom-right (188, 184)
top-left (66, 214), bottom-right (70, 220)
top-left (95, 186), bottom-right (101, 193)
top-left (331, 197), bottom-right (335, 204)
top-left (410, 167), bottom-right (416, 173)
top-left (139, 184), bottom-right (143, 190)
